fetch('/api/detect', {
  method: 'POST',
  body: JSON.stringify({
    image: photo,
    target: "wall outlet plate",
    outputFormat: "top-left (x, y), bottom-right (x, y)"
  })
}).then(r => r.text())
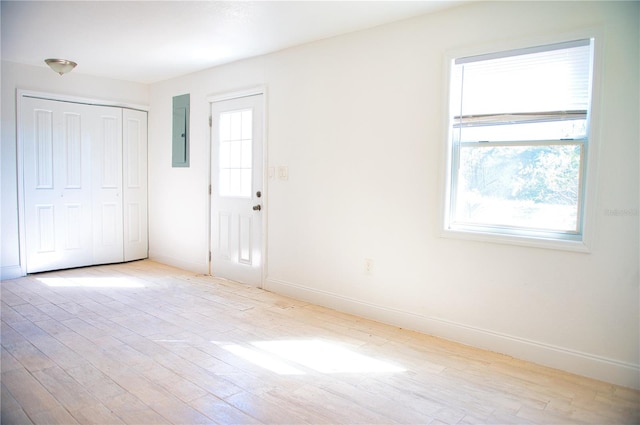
top-left (278, 166), bottom-right (289, 180)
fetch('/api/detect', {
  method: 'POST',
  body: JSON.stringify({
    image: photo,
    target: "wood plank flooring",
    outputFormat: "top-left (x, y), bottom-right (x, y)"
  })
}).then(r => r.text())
top-left (1, 260), bottom-right (638, 424)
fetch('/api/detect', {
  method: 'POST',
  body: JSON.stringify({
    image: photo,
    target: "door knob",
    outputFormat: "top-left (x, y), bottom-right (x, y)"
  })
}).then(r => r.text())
top-left (252, 204), bottom-right (261, 211)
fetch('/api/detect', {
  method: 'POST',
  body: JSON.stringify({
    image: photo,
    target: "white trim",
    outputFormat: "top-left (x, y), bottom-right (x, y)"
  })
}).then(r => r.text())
top-left (1, 266), bottom-right (23, 281)
top-left (261, 88), bottom-right (270, 286)
top-left (443, 27), bottom-right (603, 68)
top-left (16, 91), bottom-right (28, 277)
top-left (455, 38), bottom-right (591, 65)
top-left (265, 277), bottom-right (640, 390)
top-left (441, 227), bottom-right (590, 252)
top-left (17, 89), bottom-right (149, 112)
top-left (207, 85), bottom-right (266, 103)
top-left (579, 31), bottom-right (604, 257)
top-left (148, 254), bottom-right (209, 276)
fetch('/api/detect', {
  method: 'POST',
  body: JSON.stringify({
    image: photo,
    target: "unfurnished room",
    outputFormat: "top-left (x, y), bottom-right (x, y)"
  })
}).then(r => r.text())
top-left (1, 1), bottom-right (639, 424)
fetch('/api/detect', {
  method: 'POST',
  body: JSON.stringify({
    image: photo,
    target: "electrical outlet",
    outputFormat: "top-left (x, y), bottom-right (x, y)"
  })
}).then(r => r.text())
top-left (364, 258), bottom-right (374, 274)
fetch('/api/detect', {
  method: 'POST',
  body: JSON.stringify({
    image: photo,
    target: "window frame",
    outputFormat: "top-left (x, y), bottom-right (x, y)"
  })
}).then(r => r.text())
top-left (441, 34), bottom-right (602, 252)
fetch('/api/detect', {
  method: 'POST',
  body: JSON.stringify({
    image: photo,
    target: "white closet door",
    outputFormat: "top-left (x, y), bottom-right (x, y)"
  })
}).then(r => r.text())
top-left (22, 98), bottom-right (94, 273)
top-left (91, 106), bottom-right (124, 265)
top-left (21, 96), bottom-right (147, 273)
top-left (123, 108), bottom-right (148, 261)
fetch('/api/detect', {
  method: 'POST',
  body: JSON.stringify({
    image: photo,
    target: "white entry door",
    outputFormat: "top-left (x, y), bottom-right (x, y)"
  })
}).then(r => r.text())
top-left (210, 94), bottom-right (264, 286)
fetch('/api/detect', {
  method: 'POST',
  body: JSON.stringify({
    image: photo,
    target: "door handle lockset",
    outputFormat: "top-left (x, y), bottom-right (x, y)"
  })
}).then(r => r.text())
top-left (252, 204), bottom-right (262, 211)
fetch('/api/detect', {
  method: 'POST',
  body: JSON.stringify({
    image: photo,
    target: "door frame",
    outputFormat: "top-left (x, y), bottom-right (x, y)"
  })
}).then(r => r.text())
top-left (207, 86), bottom-right (268, 288)
top-left (16, 89), bottom-right (148, 277)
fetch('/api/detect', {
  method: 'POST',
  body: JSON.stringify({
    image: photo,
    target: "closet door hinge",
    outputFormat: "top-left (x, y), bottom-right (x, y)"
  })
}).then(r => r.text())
top-left (208, 184), bottom-right (212, 195)
top-left (208, 251), bottom-right (212, 262)
top-left (209, 116), bottom-right (212, 127)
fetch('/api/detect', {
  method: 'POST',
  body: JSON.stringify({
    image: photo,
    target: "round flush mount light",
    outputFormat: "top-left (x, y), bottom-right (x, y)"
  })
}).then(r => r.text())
top-left (44, 58), bottom-right (77, 75)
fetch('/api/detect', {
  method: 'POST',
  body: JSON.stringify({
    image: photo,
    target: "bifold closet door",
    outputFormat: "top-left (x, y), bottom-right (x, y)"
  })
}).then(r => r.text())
top-left (22, 97), bottom-right (127, 273)
top-left (22, 98), bottom-right (94, 273)
top-left (91, 106), bottom-right (124, 265)
top-left (123, 108), bottom-right (148, 262)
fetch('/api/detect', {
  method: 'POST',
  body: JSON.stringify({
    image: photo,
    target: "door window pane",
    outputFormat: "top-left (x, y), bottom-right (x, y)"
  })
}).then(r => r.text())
top-left (219, 109), bottom-right (252, 198)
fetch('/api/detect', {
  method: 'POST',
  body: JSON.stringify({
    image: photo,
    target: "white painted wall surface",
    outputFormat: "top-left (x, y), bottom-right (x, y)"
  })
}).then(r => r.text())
top-left (1, 61), bottom-right (149, 279)
top-left (149, 1), bottom-right (639, 388)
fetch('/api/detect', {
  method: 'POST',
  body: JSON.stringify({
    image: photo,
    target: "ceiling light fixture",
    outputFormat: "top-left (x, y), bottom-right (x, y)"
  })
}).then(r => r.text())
top-left (44, 58), bottom-right (77, 75)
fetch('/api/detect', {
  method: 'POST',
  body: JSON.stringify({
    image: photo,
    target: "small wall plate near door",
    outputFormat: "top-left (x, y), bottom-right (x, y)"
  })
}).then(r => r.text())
top-left (278, 166), bottom-right (288, 180)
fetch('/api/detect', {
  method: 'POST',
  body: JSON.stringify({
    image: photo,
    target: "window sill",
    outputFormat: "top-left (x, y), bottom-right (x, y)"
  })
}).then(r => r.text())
top-left (441, 226), bottom-right (591, 253)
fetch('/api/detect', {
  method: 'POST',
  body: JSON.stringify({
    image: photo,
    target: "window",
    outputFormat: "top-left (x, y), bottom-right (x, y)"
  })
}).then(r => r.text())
top-left (445, 39), bottom-right (594, 247)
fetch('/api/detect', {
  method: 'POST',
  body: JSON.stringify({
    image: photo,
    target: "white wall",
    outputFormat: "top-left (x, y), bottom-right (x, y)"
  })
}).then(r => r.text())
top-left (0, 61), bottom-right (149, 279)
top-left (155, 1), bottom-right (635, 389)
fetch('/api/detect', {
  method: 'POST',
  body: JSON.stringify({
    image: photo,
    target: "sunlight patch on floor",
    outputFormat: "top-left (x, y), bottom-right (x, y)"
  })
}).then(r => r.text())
top-left (219, 339), bottom-right (405, 375)
top-left (37, 276), bottom-right (145, 288)
top-left (223, 344), bottom-right (306, 375)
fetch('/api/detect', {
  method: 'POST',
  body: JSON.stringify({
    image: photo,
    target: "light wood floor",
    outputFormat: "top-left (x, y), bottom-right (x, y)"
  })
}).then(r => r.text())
top-left (1, 260), bottom-right (638, 424)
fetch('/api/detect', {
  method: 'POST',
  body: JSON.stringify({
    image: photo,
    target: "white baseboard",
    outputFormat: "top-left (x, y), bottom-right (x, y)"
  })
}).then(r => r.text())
top-left (148, 253), bottom-right (208, 275)
top-left (1, 265), bottom-right (24, 281)
top-left (265, 277), bottom-right (640, 390)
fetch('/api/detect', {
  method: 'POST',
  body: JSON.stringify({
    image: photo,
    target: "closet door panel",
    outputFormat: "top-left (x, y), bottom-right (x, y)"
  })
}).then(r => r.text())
top-left (22, 98), bottom-right (93, 273)
top-left (123, 109), bottom-right (148, 261)
top-left (92, 108), bottom-right (124, 265)
top-left (63, 112), bottom-right (82, 188)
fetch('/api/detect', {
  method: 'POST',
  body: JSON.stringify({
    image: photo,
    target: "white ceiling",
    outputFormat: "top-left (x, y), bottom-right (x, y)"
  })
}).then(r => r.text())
top-left (1, 1), bottom-right (464, 84)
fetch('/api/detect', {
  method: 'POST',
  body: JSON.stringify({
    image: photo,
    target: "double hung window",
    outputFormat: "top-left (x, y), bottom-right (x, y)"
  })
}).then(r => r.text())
top-left (445, 39), bottom-right (594, 245)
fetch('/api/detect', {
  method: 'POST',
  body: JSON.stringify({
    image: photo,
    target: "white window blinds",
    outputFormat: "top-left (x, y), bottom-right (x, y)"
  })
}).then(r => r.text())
top-left (452, 39), bottom-right (593, 128)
